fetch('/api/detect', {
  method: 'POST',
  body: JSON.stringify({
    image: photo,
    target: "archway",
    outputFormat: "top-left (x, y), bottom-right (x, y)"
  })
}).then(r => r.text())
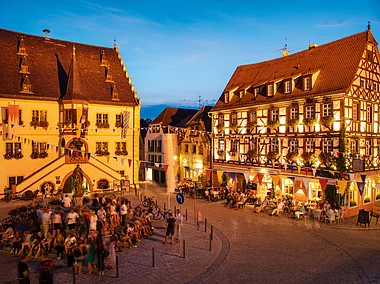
top-left (61, 169), bottom-right (92, 194)
top-left (65, 138), bottom-right (89, 163)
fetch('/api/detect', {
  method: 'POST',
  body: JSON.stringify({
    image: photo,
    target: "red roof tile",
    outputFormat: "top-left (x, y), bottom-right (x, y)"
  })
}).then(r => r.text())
top-left (152, 107), bottom-right (198, 127)
top-left (211, 30), bottom-right (376, 111)
top-left (0, 28), bottom-right (137, 106)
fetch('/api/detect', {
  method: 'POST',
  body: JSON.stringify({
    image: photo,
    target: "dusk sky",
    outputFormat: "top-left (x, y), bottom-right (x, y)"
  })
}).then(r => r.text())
top-left (1, 0), bottom-right (379, 118)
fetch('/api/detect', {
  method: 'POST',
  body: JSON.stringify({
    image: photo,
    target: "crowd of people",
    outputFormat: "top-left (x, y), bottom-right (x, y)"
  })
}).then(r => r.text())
top-left (1, 193), bottom-right (155, 282)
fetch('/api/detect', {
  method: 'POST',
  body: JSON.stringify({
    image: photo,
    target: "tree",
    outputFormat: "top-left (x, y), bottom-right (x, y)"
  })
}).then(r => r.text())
top-left (140, 118), bottom-right (152, 128)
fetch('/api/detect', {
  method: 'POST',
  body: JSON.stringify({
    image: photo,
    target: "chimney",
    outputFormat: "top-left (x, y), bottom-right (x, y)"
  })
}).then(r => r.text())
top-left (309, 43), bottom-right (318, 49)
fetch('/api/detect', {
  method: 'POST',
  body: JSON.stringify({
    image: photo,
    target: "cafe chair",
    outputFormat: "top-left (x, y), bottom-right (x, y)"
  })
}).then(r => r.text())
top-left (325, 213), bottom-right (336, 225)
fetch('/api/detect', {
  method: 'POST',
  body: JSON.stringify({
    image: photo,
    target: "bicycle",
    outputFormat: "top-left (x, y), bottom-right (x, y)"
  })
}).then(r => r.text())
top-left (152, 208), bottom-right (168, 220)
top-left (142, 196), bottom-right (157, 208)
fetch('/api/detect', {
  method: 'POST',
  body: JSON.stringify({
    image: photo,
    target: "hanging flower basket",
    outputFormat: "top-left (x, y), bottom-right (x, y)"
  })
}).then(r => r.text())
top-left (286, 151), bottom-right (298, 163)
top-left (267, 150), bottom-right (279, 161)
top-left (320, 116), bottom-right (334, 129)
top-left (302, 118), bottom-right (318, 127)
top-left (267, 120), bottom-right (279, 129)
top-left (287, 118), bottom-right (299, 128)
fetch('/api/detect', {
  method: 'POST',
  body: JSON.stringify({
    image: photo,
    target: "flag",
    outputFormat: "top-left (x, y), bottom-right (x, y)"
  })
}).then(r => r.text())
top-left (319, 179), bottom-right (329, 192)
top-left (305, 168), bottom-right (309, 175)
top-left (8, 104), bottom-right (19, 139)
top-left (272, 176), bottom-right (280, 187)
top-left (301, 177), bottom-right (311, 191)
top-left (122, 111), bottom-right (130, 138)
top-left (206, 169), bottom-right (212, 180)
top-left (337, 180), bottom-right (348, 195)
top-left (164, 164), bottom-right (169, 172)
top-left (145, 162), bottom-right (149, 168)
top-left (360, 174), bottom-right (366, 183)
top-left (312, 168), bottom-right (317, 177)
top-left (349, 173), bottom-right (355, 181)
top-left (121, 158), bottom-right (124, 165)
top-left (155, 163), bottom-right (160, 168)
top-left (128, 159), bottom-right (132, 167)
top-left (356, 181), bottom-right (365, 196)
top-left (229, 172), bottom-right (236, 179)
top-left (339, 172), bottom-right (345, 179)
top-left (278, 162), bottom-right (281, 169)
top-left (257, 173), bottom-right (264, 185)
top-left (217, 171), bottom-right (224, 182)
top-left (243, 172), bottom-right (250, 182)
top-left (297, 166), bottom-right (301, 174)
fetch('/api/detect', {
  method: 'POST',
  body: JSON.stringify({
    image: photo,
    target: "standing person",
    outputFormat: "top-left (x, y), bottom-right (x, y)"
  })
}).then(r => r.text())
top-left (175, 209), bottom-right (182, 240)
top-left (197, 209), bottom-right (202, 231)
top-left (17, 254), bottom-right (30, 284)
top-left (95, 232), bottom-right (106, 276)
top-left (53, 232), bottom-right (64, 260)
top-left (41, 209), bottom-right (51, 238)
top-left (62, 194), bottom-right (72, 210)
top-left (85, 235), bottom-right (96, 275)
top-left (119, 200), bottom-right (128, 225)
top-left (163, 213), bottom-right (176, 245)
top-left (66, 208), bottom-right (79, 232)
top-left (51, 211), bottom-right (62, 234)
top-left (89, 211), bottom-right (98, 233)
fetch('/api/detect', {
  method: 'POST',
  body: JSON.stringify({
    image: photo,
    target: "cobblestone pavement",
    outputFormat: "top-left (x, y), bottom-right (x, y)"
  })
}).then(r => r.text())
top-left (1, 188), bottom-right (379, 284)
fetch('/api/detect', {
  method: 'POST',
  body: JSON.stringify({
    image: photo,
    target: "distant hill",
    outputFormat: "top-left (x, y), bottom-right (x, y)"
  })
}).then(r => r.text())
top-left (141, 104), bottom-right (199, 119)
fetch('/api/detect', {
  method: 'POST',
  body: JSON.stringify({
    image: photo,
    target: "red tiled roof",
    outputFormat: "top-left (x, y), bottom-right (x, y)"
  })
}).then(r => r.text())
top-left (186, 106), bottom-right (213, 132)
top-left (151, 107), bottom-right (198, 127)
top-left (0, 28), bottom-right (138, 105)
top-left (211, 30), bottom-right (377, 111)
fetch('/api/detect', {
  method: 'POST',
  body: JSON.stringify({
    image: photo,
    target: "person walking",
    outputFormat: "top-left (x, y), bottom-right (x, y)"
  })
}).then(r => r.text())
top-left (175, 209), bottom-right (182, 240)
top-left (163, 213), bottom-right (176, 245)
top-left (197, 209), bottom-right (202, 231)
top-left (17, 254), bottom-right (30, 284)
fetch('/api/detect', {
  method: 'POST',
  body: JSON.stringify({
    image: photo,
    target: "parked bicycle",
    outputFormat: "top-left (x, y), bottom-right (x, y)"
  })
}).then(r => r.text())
top-left (142, 196), bottom-right (157, 208)
top-left (152, 208), bottom-right (168, 220)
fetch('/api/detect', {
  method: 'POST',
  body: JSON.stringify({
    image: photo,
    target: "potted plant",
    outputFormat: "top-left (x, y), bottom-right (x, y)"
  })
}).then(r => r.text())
top-left (38, 121), bottom-right (49, 128)
top-left (301, 152), bottom-right (318, 167)
top-left (3, 153), bottom-right (13, 159)
top-left (320, 115), bottom-right (334, 129)
top-left (267, 150), bottom-right (279, 161)
top-left (246, 149), bottom-right (258, 159)
top-left (14, 152), bottom-right (23, 159)
top-left (287, 118), bottom-right (299, 128)
top-left (350, 201), bottom-right (357, 207)
top-left (96, 122), bottom-right (103, 128)
top-left (303, 117), bottom-right (318, 127)
top-left (39, 152), bottom-right (48, 159)
top-left (217, 149), bottom-right (225, 155)
top-left (376, 193), bottom-right (380, 200)
top-left (30, 120), bottom-right (39, 127)
top-left (115, 121), bottom-right (122, 128)
top-left (364, 196), bottom-right (371, 203)
top-left (286, 151), bottom-right (298, 164)
top-left (267, 120), bottom-right (279, 129)
top-left (30, 152), bottom-right (40, 159)
top-left (319, 152), bottom-right (337, 169)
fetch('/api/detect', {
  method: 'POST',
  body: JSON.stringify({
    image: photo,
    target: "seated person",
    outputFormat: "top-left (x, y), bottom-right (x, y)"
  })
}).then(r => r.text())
top-left (10, 231), bottom-right (23, 255)
top-left (18, 231), bottom-right (32, 255)
top-left (204, 189), bottom-right (210, 201)
top-left (270, 199), bottom-right (284, 216)
top-left (0, 224), bottom-right (14, 245)
top-left (295, 203), bottom-right (306, 219)
top-left (254, 199), bottom-right (263, 212)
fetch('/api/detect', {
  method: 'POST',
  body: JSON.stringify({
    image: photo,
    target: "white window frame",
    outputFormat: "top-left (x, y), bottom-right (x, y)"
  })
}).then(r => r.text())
top-left (289, 139), bottom-right (298, 152)
top-left (290, 107), bottom-right (298, 120)
top-left (271, 138), bottom-right (279, 152)
top-left (305, 140), bottom-right (314, 153)
top-left (219, 140), bottom-right (225, 151)
top-left (267, 84), bottom-right (274, 96)
top-left (323, 103), bottom-right (332, 117)
top-left (322, 139), bottom-right (333, 153)
top-left (285, 81), bottom-right (291, 94)
top-left (231, 139), bottom-right (239, 152)
top-left (304, 77), bottom-right (311, 91)
top-left (231, 113), bottom-right (238, 125)
top-left (305, 105), bottom-right (315, 119)
top-left (271, 109), bottom-right (279, 121)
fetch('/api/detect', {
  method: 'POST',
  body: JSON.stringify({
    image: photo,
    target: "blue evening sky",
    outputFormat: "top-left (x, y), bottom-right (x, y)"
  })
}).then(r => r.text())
top-left (1, 0), bottom-right (379, 118)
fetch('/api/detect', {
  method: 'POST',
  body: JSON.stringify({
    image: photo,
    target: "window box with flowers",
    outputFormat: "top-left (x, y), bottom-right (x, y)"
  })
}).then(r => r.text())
top-left (364, 196), bottom-right (371, 203)
top-left (115, 121), bottom-right (122, 128)
top-left (229, 150), bottom-right (237, 156)
top-left (301, 152), bottom-right (318, 167)
top-left (267, 150), bottom-right (279, 161)
top-left (246, 149), bottom-right (258, 159)
top-left (64, 120), bottom-right (72, 127)
top-left (19, 120), bottom-right (24, 126)
top-left (319, 152), bottom-right (337, 169)
top-left (96, 122), bottom-right (110, 129)
top-left (95, 150), bottom-right (110, 156)
top-left (30, 120), bottom-right (39, 127)
top-left (14, 152), bottom-right (24, 159)
top-left (286, 151), bottom-right (299, 164)
top-left (302, 118), bottom-right (318, 127)
top-left (320, 115), bottom-right (334, 129)
top-left (39, 152), bottom-right (48, 159)
top-left (4, 153), bottom-right (13, 160)
top-left (267, 120), bottom-right (279, 129)
top-left (30, 152), bottom-right (40, 159)
top-left (38, 121), bottom-right (49, 128)
top-left (115, 150), bottom-right (128, 156)
top-left (217, 149), bottom-right (225, 156)
top-left (287, 118), bottom-right (299, 128)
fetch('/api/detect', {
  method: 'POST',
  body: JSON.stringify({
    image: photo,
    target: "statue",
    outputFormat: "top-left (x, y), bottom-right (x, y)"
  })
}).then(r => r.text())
top-left (73, 164), bottom-right (84, 198)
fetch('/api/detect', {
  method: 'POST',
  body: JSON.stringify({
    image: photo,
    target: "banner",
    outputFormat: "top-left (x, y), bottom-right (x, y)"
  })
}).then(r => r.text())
top-left (217, 171), bottom-right (224, 182)
top-left (128, 159), bottom-right (132, 168)
top-left (154, 163), bottom-right (160, 168)
top-left (122, 111), bottom-right (130, 138)
top-left (145, 162), bottom-right (150, 168)
top-left (243, 172), bottom-right (250, 182)
top-left (337, 180), bottom-right (348, 195)
top-left (360, 174), bottom-right (366, 183)
top-left (301, 177), bottom-right (311, 191)
top-left (349, 173), bottom-right (355, 181)
top-left (319, 178), bottom-right (329, 192)
top-left (356, 181), bottom-right (365, 196)
top-left (164, 164), bottom-right (169, 172)
top-left (8, 104), bottom-right (19, 139)
top-left (272, 176), bottom-right (280, 187)
top-left (229, 172), bottom-right (236, 179)
top-left (206, 169), bottom-right (212, 180)
top-left (257, 173), bottom-right (264, 185)
top-left (312, 168), bottom-right (317, 177)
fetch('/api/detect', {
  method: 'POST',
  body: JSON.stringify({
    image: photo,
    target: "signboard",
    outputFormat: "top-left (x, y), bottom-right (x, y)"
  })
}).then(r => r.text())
top-left (176, 192), bottom-right (185, 205)
top-left (356, 209), bottom-right (370, 228)
top-left (352, 159), bottom-right (365, 172)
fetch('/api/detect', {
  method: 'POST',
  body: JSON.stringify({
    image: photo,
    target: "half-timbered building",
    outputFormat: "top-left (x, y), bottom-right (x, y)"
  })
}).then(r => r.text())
top-left (210, 26), bottom-right (380, 217)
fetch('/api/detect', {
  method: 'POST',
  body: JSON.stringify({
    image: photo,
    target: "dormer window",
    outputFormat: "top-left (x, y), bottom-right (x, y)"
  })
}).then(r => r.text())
top-left (285, 81), bottom-right (292, 94)
top-left (304, 77), bottom-right (312, 91)
top-left (224, 92), bottom-right (229, 103)
top-left (239, 90), bottom-right (244, 99)
top-left (254, 87), bottom-right (260, 96)
top-left (111, 84), bottom-right (119, 100)
top-left (20, 75), bottom-right (33, 94)
top-left (267, 84), bottom-right (274, 96)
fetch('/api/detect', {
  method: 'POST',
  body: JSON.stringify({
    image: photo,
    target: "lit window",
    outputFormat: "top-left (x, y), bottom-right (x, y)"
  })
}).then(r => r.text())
top-left (305, 140), bottom-right (314, 152)
top-left (289, 139), bottom-right (298, 152)
top-left (224, 92), bottom-right (229, 103)
top-left (304, 77), bottom-right (311, 90)
top-left (351, 140), bottom-right (358, 153)
top-left (248, 111), bottom-right (256, 123)
top-left (271, 109), bottom-right (279, 121)
top-left (219, 140), bottom-right (225, 151)
top-left (218, 114), bottom-right (224, 126)
top-left (366, 140), bottom-right (373, 156)
top-left (268, 84), bottom-right (274, 96)
top-left (367, 105), bottom-right (372, 122)
top-left (290, 107), bottom-right (298, 120)
top-left (322, 103), bottom-right (332, 117)
top-left (285, 81), bottom-right (292, 94)
top-left (305, 105), bottom-right (315, 119)
top-left (231, 113), bottom-right (237, 125)
top-left (360, 79), bottom-right (365, 88)
top-left (32, 110), bottom-right (47, 122)
top-left (373, 83), bottom-right (377, 91)
top-left (231, 140), bottom-right (239, 152)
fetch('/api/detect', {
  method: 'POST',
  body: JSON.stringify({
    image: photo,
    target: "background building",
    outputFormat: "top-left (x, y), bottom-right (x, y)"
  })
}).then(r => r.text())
top-left (210, 27), bottom-right (380, 217)
top-left (0, 28), bottom-right (140, 195)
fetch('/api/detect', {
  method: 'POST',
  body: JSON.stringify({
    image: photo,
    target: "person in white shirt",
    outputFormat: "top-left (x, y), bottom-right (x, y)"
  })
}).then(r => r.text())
top-left (66, 208), bottom-right (79, 231)
top-left (175, 209), bottom-right (182, 239)
top-left (270, 199), bottom-right (284, 216)
top-left (89, 211), bottom-right (98, 232)
top-left (51, 211), bottom-right (62, 232)
top-left (41, 208), bottom-right (51, 237)
top-left (62, 194), bottom-right (72, 209)
top-left (97, 206), bottom-right (106, 223)
top-left (119, 200), bottom-right (128, 225)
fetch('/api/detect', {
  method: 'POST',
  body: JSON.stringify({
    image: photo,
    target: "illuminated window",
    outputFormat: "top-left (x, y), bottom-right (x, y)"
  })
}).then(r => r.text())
top-left (305, 140), bottom-right (314, 152)
top-left (218, 114), bottom-right (224, 126)
top-left (322, 139), bottom-right (333, 153)
top-left (224, 92), bottom-right (229, 103)
top-left (322, 103), bottom-right (332, 117)
top-left (285, 81), bottom-right (292, 94)
top-left (366, 139), bottom-right (373, 156)
top-left (305, 105), bottom-right (315, 119)
top-left (349, 182), bottom-right (358, 207)
top-left (290, 107), bottom-right (298, 120)
top-left (219, 140), bottom-right (225, 151)
top-left (364, 178), bottom-right (372, 203)
top-left (267, 84), bottom-right (274, 96)
top-left (289, 139), bottom-right (298, 152)
top-left (239, 90), bottom-right (244, 99)
top-left (351, 140), bottom-right (359, 153)
top-left (304, 77), bottom-right (311, 90)
top-left (231, 139), bottom-right (239, 152)
top-left (254, 88), bottom-right (260, 96)
top-left (271, 109), bottom-right (279, 121)
top-left (231, 113), bottom-right (237, 125)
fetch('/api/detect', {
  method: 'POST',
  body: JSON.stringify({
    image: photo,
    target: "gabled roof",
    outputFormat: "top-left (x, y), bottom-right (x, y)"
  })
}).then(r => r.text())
top-left (0, 28), bottom-right (138, 105)
top-left (186, 106), bottom-right (213, 132)
top-left (211, 30), bottom-right (378, 111)
top-left (151, 107), bottom-right (198, 127)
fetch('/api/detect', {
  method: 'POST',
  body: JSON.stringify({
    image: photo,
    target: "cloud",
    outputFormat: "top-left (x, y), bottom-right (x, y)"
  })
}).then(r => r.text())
top-left (133, 47), bottom-right (144, 53)
top-left (75, 0), bottom-right (123, 13)
top-left (315, 20), bottom-right (348, 28)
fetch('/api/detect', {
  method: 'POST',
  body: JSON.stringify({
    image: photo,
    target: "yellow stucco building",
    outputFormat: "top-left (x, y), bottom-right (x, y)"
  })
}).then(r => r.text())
top-left (0, 28), bottom-right (140, 195)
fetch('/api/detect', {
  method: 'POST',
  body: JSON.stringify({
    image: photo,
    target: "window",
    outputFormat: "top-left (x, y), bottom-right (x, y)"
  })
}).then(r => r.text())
top-left (284, 179), bottom-right (294, 195)
top-left (349, 182), bottom-right (358, 207)
top-left (322, 139), bottom-right (333, 153)
top-left (254, 88), bottom-right (260, 96)
top-left (360, 79), bottom-right (365, 88)
top-left (304, 77), bottom-right (311, 90)
top-left (156, 140), bottom-right (162, 152)
top-left (271, 138), bottom-right (279, 152)
top-left (192, 145), bottom-right (197, 154)
top-left (32, 141), bottom-right (39, 154)
top-left (289, 139), bottom-right (298, 152)
top-left (248, 111), bottom-right (256, 123)
top-left (96, 113), bottom-right (108, 124)
top-left (231, 113), bottom-right (237, 126)
top-left (32, 110), bottom-right (47, 122)
top-left (115, 142), bottom-right (127, 155)
top-left (267, 84), bottom-right (274, 96)
top-left (367, 105), bottom-right (372, 122)
top-left (64, 109), bottom-right (77, 123)
top-left (290, 107), bottom-right (298, 120)
top-left (285, 81), bottom-right (292, 94)
top-left (5, 142), bottom-right (22, 159)
top-left (6, 143), bottom-right (13, 154)
top-left (351, 140), bottom-right (359, 153)
top-left (40, 143), bottom-right (47, 153)
top-left (218, 114), bottom-right (224, 126)
top-left (305, 105), bottom-right (315, 119)
top-left (239, 90), bottom-right (244, 99)
top-left (116, 114), bottom-right (122, 126)
top-left (198, 145), bottom-right (204, 155)
top-left (185, 144), bottom-right (189, 153)
top-left (373, 83), bottom-right (377, 91)
top-left (270, 109), bottom-right (279, 121)
top-left (305, 140), bottom-right (314, 153)
top-left (364, 178), bottom-right (372, 203)
top-left (353, 103), bottom-right (359, 121)
top-left (366, 139), bottom-right (373, 156)
top-left (219, 140), bottom-right (225, 151)
top-left (7, 176), bottom-right (24, 190)
top-left (322, 103), bottom-right (332, 117)
top-left (96, 142), bottom-right (109, 155)
top-left (224, 92), bottom-right (229, 103)
top-left (231, 139), bottom-right (239, 152)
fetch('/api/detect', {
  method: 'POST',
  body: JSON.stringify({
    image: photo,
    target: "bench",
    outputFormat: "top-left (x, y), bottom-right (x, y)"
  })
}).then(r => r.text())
top-left (370, 205), bottom-right (380, 225)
